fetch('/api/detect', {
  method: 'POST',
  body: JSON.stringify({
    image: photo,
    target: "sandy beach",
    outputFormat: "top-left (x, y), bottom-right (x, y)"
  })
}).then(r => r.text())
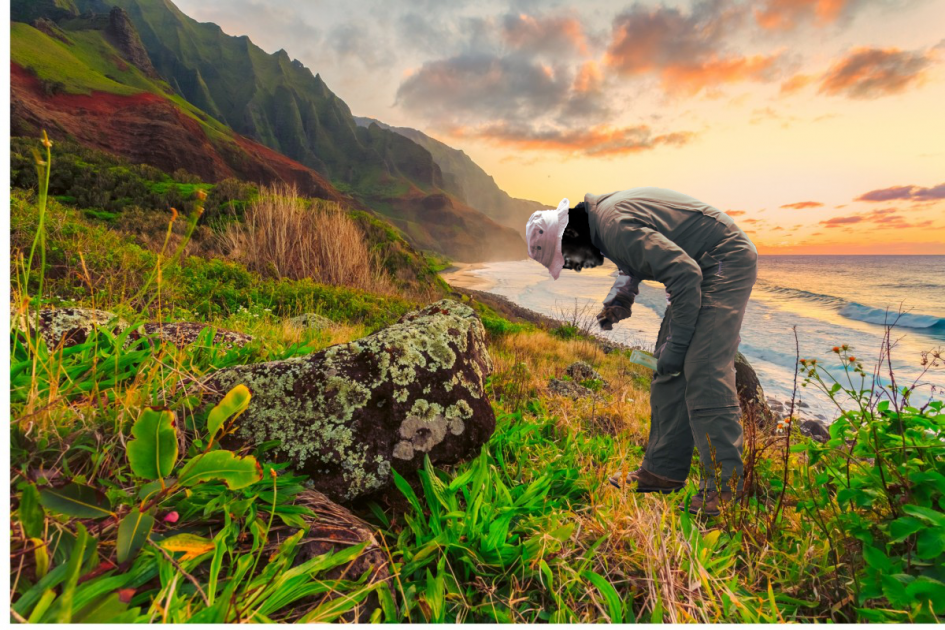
top-left (439, 262), bottom-right (498, 292)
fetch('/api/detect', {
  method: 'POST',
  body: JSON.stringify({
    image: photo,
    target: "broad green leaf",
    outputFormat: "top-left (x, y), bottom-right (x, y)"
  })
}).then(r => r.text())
top-left (917, 527), bottom-right (945, 560)
top-left (207, 384), bottom-right (252, 442)
top-left (127, 408), bottom-right (178, 481)
top-left (39, 483), bottom-right (113, 519)
top-left (178, 451), bottom-right (262, 490)
top-left (19, 483), bottom-right (45, 538)
top-left (889, 516), bottom-right (925, 543)
top-left (117, 510), bottom-right (154, 564)
top-left (903, 504), bottom-right (945, 527)
top-left (158, 533), bottom-right (215, 562)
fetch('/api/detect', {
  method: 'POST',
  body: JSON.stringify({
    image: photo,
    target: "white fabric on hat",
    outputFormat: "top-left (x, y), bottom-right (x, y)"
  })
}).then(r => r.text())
top-left (525, 198), bottom-right (570, 280)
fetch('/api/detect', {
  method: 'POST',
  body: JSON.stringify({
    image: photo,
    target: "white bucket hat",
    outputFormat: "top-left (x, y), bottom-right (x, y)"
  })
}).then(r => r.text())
top-left (525, 198), bottom-right (570, 280)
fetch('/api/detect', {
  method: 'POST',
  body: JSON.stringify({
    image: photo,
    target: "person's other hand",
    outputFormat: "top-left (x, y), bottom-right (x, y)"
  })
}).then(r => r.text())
top-left (596, 303), bottom-right (632, 330)
top-left (656, 344), bottom-right (686, 376)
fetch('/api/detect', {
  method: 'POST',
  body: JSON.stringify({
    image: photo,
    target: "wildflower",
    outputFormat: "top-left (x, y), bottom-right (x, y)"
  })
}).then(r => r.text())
top-left (163, 511), bottom-right (179, 523)
top-left (41, 131), bottom-right (53, 149)
top-left (170, 207), bottom-right (178, 222)
top-left (195, 189), bottom-right (208, 201)
top-left (832, 346), bottom-right (840, 353)
top-left (849, 356), bottom-right (856, 362)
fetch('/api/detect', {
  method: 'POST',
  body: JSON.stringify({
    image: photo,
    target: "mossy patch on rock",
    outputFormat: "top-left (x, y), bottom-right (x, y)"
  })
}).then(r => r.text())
top-left (13, 307), bottom-right (129, 348)
top-left (207, 299), bottom-right (496, 502)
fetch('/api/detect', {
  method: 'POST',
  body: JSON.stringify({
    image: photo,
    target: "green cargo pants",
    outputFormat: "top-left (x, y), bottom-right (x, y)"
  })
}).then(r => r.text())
top-left (642, 228), bottom-right (758, 492)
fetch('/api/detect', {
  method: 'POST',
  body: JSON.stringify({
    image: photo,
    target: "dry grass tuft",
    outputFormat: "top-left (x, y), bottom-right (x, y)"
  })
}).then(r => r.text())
top-left (220, 184), bottom-right (393, 293)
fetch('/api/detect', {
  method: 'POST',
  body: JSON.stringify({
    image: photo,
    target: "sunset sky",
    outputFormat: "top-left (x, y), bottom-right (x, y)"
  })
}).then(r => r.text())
top-left (177, 0), bottom-right (945, 254)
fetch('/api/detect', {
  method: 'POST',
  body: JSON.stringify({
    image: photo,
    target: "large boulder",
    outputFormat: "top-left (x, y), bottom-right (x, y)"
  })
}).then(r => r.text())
top-left (207, 299), bottom-right (495, 502)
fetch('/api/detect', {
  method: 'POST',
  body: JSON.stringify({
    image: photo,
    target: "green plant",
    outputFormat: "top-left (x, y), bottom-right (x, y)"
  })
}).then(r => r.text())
top-left (791, 343), bottom-right (945, 621)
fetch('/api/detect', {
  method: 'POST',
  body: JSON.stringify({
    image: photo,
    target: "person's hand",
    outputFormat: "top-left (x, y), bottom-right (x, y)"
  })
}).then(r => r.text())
top-left (656, 343), bottom-right (686, 376)
top-left (597, 303), bottom-right (632, 330)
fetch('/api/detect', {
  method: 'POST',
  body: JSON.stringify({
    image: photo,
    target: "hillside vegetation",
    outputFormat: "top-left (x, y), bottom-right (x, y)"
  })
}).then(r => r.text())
top-left (11, 3), bottom-right (527, 262)
top-left (8, 137), bottom-right (945, 623)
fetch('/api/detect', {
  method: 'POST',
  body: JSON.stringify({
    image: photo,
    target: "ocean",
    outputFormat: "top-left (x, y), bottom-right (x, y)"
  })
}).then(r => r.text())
top-left (445, 255), bottom-right (945, 419)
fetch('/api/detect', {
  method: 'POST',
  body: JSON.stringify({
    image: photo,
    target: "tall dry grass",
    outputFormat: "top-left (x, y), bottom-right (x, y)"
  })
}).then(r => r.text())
top-left (220, 184), bottom-right (393, 294)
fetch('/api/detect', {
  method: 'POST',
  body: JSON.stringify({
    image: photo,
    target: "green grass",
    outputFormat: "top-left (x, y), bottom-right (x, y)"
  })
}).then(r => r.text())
top-left (9, 139), bottom-right (945, 622)
top-left (11, 23), bottom-right (142, 96)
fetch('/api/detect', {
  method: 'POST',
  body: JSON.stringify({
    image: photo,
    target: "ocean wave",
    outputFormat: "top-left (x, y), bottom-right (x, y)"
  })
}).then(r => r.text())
top-left (839, 304), bottom-right (944, 329)
top-left (755, 281), bottom-right (943, 330)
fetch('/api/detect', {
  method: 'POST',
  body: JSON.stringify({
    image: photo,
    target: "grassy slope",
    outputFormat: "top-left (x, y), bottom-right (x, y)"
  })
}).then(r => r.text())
top-left (12, 183), bottom-right (945, 622)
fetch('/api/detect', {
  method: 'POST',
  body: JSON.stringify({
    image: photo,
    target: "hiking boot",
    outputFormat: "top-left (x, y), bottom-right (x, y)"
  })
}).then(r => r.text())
top-left (608, 467), bottom-right (685, 493)
top-left (681, 489), bottom-right (740, 516)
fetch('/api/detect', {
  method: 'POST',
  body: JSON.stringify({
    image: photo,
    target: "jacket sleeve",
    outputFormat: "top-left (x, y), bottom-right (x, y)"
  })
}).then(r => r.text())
top-left (603, 271), bottom-right (640, 308)
top-left (598, 218), bottom-right (703, 352)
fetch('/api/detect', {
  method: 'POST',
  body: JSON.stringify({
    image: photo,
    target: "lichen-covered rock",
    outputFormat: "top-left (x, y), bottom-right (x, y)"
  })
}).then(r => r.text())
top-left (548, 378), bottom-right (593, 399)
top-left (566, 361), bottom-right (605, 385)
top-left (142, 322), bottom-right (252, 348)
top-left (13, 308), bottom-right (129, 349)
top-left (288, 313), bottom-right (334, 330)
top-left (207, 299), bottom-right (495, 501)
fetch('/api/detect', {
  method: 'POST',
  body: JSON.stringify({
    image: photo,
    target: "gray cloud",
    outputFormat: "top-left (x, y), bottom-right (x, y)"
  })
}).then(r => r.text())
top-left (603, 0), bottom-right (787, 94)
top-left (818, 45), bottom-right (936, 98)
top-left (856, 183), bottom-right (945, 201)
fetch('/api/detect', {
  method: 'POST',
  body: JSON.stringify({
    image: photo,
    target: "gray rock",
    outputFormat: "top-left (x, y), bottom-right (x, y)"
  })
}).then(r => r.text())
top-left (799, 419), bottom-right (830, 443)
top-left (548, 378), bottom-right (593, 399)
top-left (288, 313), bottom-right (335, 330)
top-left (142, 322), bottom-right (252, 348)
top-left (735, 352), bottom-right (776, 428)
top-left (207, 299), bottom-right (495, 502)
top-left (566, 361), bottom-right (605, 385)
top-left (13, 307), bottom-right (130, 349)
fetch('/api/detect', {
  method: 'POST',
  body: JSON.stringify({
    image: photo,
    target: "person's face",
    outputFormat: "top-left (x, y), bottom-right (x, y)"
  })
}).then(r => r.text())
top-left (561, 228), bottom-right (605, 272)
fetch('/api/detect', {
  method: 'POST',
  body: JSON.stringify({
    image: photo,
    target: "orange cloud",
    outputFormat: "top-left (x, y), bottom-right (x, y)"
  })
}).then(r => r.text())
top-left (780, 201), bottom-right (824, 209)
top-left (780, 73), bottom-right (814, 95)
top-left (726, 210), bottom-right (747, 216)
top-left (572, 61), bottom-right (602, 94)
top-left (449, 123), bottom-right (695, 157)
top-left (660, 54), bottom-right (783, 95)
top-left (754, 0), bottom-right (851, 30)
top-left (503, 13), bottom-right (589, 57)
top-left (819, 46), bottom-right (936, 99)
top-left (603, 5), bottom-right (785, 95)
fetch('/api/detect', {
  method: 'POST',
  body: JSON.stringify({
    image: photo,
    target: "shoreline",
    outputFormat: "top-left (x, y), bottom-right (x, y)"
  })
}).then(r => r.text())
top-left (439, 262), bottom-right (497, 292)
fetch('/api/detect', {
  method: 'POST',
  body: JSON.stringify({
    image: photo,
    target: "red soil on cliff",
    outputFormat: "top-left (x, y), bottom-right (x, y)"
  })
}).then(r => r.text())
top-left (11, 63), bottom-right (344, 202)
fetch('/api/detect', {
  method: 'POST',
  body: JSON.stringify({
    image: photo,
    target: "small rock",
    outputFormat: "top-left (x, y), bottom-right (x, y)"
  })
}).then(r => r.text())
top-left (548, 378), bottom-right (592, 399)
top-left (799, 420), bottom-right (830, 443)
top-left (271, 489), bottom-right (389, 622)
top-left (566, 361), bottom-right (605, 385)
top-left (142, 322), bottom-right (252, 348)
top-left (13, 308), bottom-right (129, 349)
top-left (288, 313), bottom-right (334, 330)
top-left (797, 400), bottom-right (810, 409)
top-left (734, 352), bottom-right (776, 428)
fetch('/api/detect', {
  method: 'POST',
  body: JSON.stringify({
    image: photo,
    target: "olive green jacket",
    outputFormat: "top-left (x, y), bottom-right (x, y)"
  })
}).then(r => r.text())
top-left (586, 187), bottom-right (738, 354)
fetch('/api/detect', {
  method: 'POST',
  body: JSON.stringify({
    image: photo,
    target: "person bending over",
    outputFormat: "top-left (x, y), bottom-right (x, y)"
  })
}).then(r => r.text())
top-left (525, 189), bottom-right (758, 516)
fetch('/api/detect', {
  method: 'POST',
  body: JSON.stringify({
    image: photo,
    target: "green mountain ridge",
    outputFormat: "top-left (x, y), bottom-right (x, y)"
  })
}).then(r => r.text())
top-left (13, 0), bottom-right (528, 261)
top-left (354, 116), bottom-right (548, 239)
